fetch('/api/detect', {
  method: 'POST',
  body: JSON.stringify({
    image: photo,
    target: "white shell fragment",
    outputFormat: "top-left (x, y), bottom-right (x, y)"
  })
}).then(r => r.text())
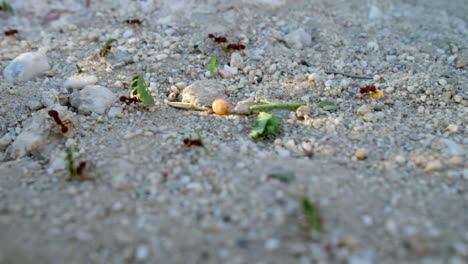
top-left (3, 51), bottom-right (50, 82)
top-left (70, 85), bottom-right (117, 115)
top-left (64, 74), bottom-right (98, 89)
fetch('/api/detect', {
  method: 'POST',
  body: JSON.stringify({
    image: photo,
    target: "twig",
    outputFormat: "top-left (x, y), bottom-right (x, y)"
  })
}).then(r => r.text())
top-left (167, 102), bottom-right (208, 111)
top-left (325, 71), bottom-right (373, 80)
top-left (249, 102), bottom-right (306, 110)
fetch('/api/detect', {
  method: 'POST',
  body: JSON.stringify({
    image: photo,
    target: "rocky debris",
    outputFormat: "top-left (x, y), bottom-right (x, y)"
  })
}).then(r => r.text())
top-left (40, 89), bottom-right (60, 108)
top-left (230, 52), bottom-right (244, 69)
top-left (285, 28), bottom-right (312, 49)
top-left (3, 51), bottom-right (50, 82)
top-left (455, 51), bottom-right (467, 68)
top-left (219, 65), bottom-right (238, 79)
top-left (0, 133), bottom-right (12, 151)
top-left (70, 85), bottom-right (117, 114)
top-left (107, 49), bottom-right (133, 68)
top-left (424, 160), bottom-right (444, 172)
top-left (181, 80), bottom-right (226, 107)
top-left (368, 5), bottom-right (383, 20)
top-left (108, 107), bottom-right (124, 118)
top-left (354, 148), bottom-right (368, 160)
top-left (8, 105), bottom-right (78, 159)
top-left (27, 99), bottom-right (44, 111)
top-left (233, 98), bottom-right (255, 115)
top-left (63, 74), bottom-right (98, 89)
top-left (295, 105), bottom-right (311, 119)
top-left (356, 105), bottom-right (372, 116)
top-left (446, 156), bottom-right (464, 167)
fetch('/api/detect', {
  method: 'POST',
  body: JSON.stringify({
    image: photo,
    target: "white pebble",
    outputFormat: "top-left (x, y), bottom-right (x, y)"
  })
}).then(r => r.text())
top-left (70, 85), bottom-right (117, 114)
top-left (425, 160), bottom-right (444, 172)
top-left (354, 148), bottom-right (368, 160)
top-left (3, 51), bottom-right (50, 82)
top-left (63, 74), bottom-right (98, 89)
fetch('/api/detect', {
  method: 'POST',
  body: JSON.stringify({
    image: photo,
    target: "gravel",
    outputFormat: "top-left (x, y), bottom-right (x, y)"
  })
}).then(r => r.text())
top-left (0, 0), bottom-right (467, 263)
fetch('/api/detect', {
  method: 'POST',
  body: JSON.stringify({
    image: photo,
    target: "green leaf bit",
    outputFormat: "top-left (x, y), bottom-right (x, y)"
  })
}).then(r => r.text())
top-left (208, 56), bottom-right (218, 75)
top-left (318, 101), bottom-right (338, 111)
top-left (99, 38), bottom-right (117, 57)
top-left (0, 1), bottom-right (14, 14)
top-left (268, 170), bottom-right (295, 183)
top-left (131, 74), bottom-right (155, 105)
top-left (249, 112), bottom-right (282, 140)
top-left (65, 146), bottom-right (77, 179)
top-left (302, 197), bottom-right (323, 233)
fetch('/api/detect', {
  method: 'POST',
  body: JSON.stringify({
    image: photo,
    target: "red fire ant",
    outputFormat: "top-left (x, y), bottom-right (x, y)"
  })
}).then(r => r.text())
top-left (4, 29), bottom-right (18, 36)
top-left (208, 33), bottom-right (228, 43)
top-left (48, 110), bottom-right (68, 133)
top-left (124, 19), bottom-right (143, 25)
top-left (119, 96), bottom-right (140, 104)
top-left (225, 43), bottom-right (246, 51)
top-left (360, 85), bottom-right (377, 94)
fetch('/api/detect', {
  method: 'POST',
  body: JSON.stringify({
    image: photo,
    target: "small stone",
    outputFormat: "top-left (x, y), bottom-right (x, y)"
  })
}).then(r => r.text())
top-left (70, 85), bottom-right (117, 114)
top-left (220, 65), bottom-right (238, 79)
top-left (354, 148), bottom-right (367, 160)
top-left (368, 5), bottom-right (383, 20)
top-left (362, 112), bottom-right (383, 122)
top-left (446, 156), bottom-right (464, 167)
top-left (296, 105), bottom-right (311, 119)
top-left (63, 74), bottom-right (98, 89)
top-left (265, 238), bottom-right (279, 250)
top-left (357, 105), bottom-right (371, 116)
top-left (0, 133), bottom-right (12, 151)
top-left (108, 107), bottom-right (124, 118)
top-left (27, 99), bottom-right (44, 110)
top-left (455, 53), bottom-right (467, 68)
top-left (135, 244), bottom-right (149, 261)
top-left (40, 89), bottom-right (60, 108)
top-left (230, 52), bottom-right (244, 69)
top-left (447, 124), bottom-right (459, 133)
top-left (181, 80), bottom-right (226, 107)
top-left (308, 73), bottom-right (321, 83)
top-left (425, 160), bottom-right (444, 172)
top-left (285, 28), bottom-right (312, 49)
top-left (453, 95), bottom-right (463, 104)
top-left (3, 51), bottom-right (50, 82)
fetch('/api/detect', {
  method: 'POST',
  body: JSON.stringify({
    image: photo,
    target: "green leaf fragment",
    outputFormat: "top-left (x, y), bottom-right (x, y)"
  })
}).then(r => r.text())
top-left (249, 112), bottom-right (282, 140)
top-left (99, 38), bottom-right (117, 57)
top-left (302, 197), bottom-right (322, 233)
top-left (318, 101), bottom-right (338, 111)
top-left (208, 56), bottom-right (218, 75)
top-left (65, 146), bottom-right (77, 179)
top-left (268, 170), bottom-right (294, 182)
top-left (0, 1), bottom-right (14, 14)
top-left (131, 74), bottom-right (154, 106)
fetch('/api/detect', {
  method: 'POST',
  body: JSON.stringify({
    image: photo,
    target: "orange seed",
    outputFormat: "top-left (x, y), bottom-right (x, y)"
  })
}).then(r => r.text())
top-left (212, 98), bottom-right (230, 115)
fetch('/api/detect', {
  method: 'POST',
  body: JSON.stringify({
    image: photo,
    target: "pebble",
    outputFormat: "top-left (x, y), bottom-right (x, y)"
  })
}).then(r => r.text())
top-left (285, 28), bottom-right (312, 49)
top-left (63, 74), bottom-right (98, 89)
top-left (424, 160), bottom-right (444, 172)
top-left (40, 89), bottom-right (60, 108)
top-left (357, 105), bottom-right (371, 116)
top-left (446, 156), bottom-right (464, 167)
top-left (220, 65), bottom-right (238, 79)
top-left (296, 105), bottom-right (311, 119)
top-left (27, 99), bottom-right (44, 110)
top-left (108, 107), bottom-right (124, 118)
top-left (368, 5), bottom-right (383, 20)
top-left (8, 105), bottom-right (78, 159)
top-left (0, 133), bottom-right (12, 151)
top-left (265, 238), bottom-right (279, 250)
top-left (230, 52), bottom-right (244, 69)
top-left (135, 244), bottom-right (149, 261)
top-left (455, 52), bottom-right (467, 68)
top-left (453, 95), bottom-right (463, 104)
top-left (3, 51), bottom-right (50, 82)
top-left (70, 85), bottom-right (117, 114)
top-left (181, 80), bottom-right (226, 107)
top-left (354, 148), bottom-right (368, 160)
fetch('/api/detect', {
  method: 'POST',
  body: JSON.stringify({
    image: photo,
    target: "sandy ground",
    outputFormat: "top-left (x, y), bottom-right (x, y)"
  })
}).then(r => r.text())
top-left (0, 0), bottom-right (467, 263)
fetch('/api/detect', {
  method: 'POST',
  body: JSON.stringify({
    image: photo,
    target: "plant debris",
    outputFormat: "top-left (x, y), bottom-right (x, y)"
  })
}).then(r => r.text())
top-left (166, 102), bottom-right (208, 111)
top-left (130, 74), bottom-right (154, 106)
top-left (48, 110), bottom-right (68, 133)
top-left (99, 38), bottom-right (117, 57)
top-left (249, 112), bottom-right (282, 140)
top-left (325, 70), bottom-right (373, 79)
top-left (268, 170), bottom-right (294, 182)
top-left (302, 197), bottom-right (322, 233)
top-left (0, 1), bottom-right (14, 14)
top-left (318, 101), bottom-right (338, 111)
top-left (64, 146), bottom-right (93, 181)
top-left (249, 100), bottom-right (306, 110)
top-left (207, 56), bottom-right (218, 75)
